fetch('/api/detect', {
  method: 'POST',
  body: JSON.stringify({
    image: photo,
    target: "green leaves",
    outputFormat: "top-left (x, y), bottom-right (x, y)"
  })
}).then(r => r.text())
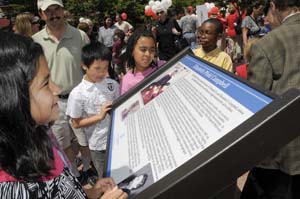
top-left (9, 0), bottom-right (246, 27)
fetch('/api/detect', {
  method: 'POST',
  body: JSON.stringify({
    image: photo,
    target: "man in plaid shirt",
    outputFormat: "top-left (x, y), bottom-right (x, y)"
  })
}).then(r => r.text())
top-left (241, 0), bottom-right (300, 198)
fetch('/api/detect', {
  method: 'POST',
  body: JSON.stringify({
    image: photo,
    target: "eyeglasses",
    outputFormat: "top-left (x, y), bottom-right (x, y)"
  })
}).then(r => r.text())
top-left (156, 11), bottom-right (164, 16)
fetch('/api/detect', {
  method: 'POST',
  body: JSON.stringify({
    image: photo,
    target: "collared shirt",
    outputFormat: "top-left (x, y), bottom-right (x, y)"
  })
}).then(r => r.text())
top-left (282, 11), bottom-right (300, 23)
top-left (194, 47), bottom-right (233, 72)
top-left (32, 23), bottom-right (90, 95)
top-left (66, 77), bottom-right (119, 151)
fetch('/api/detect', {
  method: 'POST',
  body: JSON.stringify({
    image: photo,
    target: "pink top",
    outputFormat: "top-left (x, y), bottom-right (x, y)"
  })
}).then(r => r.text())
top-left (120, 60), bottom-right (166, 95)
top-left (0, 147), bottom-right (64, 182)
top-left (121, 67), bottom-right (157, 95)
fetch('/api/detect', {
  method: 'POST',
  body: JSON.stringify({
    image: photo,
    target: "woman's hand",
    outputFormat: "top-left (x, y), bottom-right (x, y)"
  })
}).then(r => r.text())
top-left (94, 177), bottom-right (116, 193)
top-left (85, 177), bottom-right (119, 199)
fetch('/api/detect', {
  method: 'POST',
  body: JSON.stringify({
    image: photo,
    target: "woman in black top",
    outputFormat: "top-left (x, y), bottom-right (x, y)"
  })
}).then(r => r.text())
top-left (152, 7), bottom-right (182, 61)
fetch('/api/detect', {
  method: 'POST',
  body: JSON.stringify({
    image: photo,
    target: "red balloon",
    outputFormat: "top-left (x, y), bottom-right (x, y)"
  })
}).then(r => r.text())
top-left (152, 14), bottom-right (158, 20)
top-left (145, 8), bottom-right (153, 16)
top-left (149, 8), bottom-right (155, 16)
top-left (121, 12), bottom-right (127, 20)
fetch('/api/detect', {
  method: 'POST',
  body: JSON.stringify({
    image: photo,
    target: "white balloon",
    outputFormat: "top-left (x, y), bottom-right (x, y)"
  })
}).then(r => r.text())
top-left (161, 1), bottom-right (168, 9)
top-left (79, 17), bottom-right (85, 23)
top-left (162, 4), bottom-right (167, 10)
top-left (205, 2), bottom-right (215, 10)
top-left (155, 0), bottom-right (161, 6)
top-left (152, 5), bottom-right (158, 13)
top-left (149, 0), bottom-right (155, 7)
top-left (145, 5), bottom-right (150, 11)
top-left (166, 0), bottom-right (172, 7)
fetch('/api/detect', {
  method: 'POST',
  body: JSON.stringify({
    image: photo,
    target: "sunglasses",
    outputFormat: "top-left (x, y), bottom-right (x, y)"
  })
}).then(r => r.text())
top-left (156, 11), bottom-right (164, 15)
top-left (32, 21), bottom-right (40, 25)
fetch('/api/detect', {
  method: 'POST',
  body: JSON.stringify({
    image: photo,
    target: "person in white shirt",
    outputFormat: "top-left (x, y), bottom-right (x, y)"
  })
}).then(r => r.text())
top-left (98, 15), bottom-right (117, 49)
top-left (66, 42), bottom-right (119, 178)
top-left (114, 14), bottom-right (133, 34)
top-left (114, 14), bottom-right (134, 43)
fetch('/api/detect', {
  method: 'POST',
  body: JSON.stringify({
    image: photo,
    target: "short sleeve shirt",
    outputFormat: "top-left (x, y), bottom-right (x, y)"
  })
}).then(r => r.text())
top-left (66, 77), bottom-right (119, 151)
top-left (241, 16), bottom-right (260, 37)
top-left (120, 66), bottom-right (158, 95)
top-left (179, 15), bottom-right (198, 34)
top-left (194, 47), bottom-right (233, 72)
top-left (32, 24), bottom-right (90, 94)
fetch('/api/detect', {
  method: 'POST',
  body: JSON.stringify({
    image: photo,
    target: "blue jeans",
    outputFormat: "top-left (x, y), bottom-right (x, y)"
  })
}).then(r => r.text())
top-left (183, 32), bottom-right (196, 47)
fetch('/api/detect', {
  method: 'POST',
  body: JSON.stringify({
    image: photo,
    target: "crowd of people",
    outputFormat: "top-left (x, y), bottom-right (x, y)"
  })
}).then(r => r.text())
top-left (1, 0), bottom-right (300, 198)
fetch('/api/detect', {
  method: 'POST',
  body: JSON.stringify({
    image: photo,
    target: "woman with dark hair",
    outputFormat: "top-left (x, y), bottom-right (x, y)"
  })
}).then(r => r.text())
top-left (0, 32), bottom-right (127, 199)
top-left (241, 0), bottom-right (265, 46)
top-left (120, 28), bottom-right (165, 95)
top-left (98, 15), bottom-right (117, 49)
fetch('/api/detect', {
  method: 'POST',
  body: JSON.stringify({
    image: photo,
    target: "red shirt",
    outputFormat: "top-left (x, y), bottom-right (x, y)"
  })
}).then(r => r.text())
top-left (227, 13), bottom-right (237, 37)
top-left (235, 63), bottom-right (248, 79)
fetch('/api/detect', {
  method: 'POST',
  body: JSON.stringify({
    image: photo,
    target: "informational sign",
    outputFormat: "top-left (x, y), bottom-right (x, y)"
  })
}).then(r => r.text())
top-left (105, 50), bottom-right (278, 198)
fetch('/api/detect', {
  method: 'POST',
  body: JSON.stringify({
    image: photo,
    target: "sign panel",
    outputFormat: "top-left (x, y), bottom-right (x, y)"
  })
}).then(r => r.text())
top-left (105, 50), bottom-right (281, 198)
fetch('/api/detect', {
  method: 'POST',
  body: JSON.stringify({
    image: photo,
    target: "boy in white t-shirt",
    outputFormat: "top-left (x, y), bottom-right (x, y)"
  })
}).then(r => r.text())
top-left (66, 42), bottom-right (119, 178)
